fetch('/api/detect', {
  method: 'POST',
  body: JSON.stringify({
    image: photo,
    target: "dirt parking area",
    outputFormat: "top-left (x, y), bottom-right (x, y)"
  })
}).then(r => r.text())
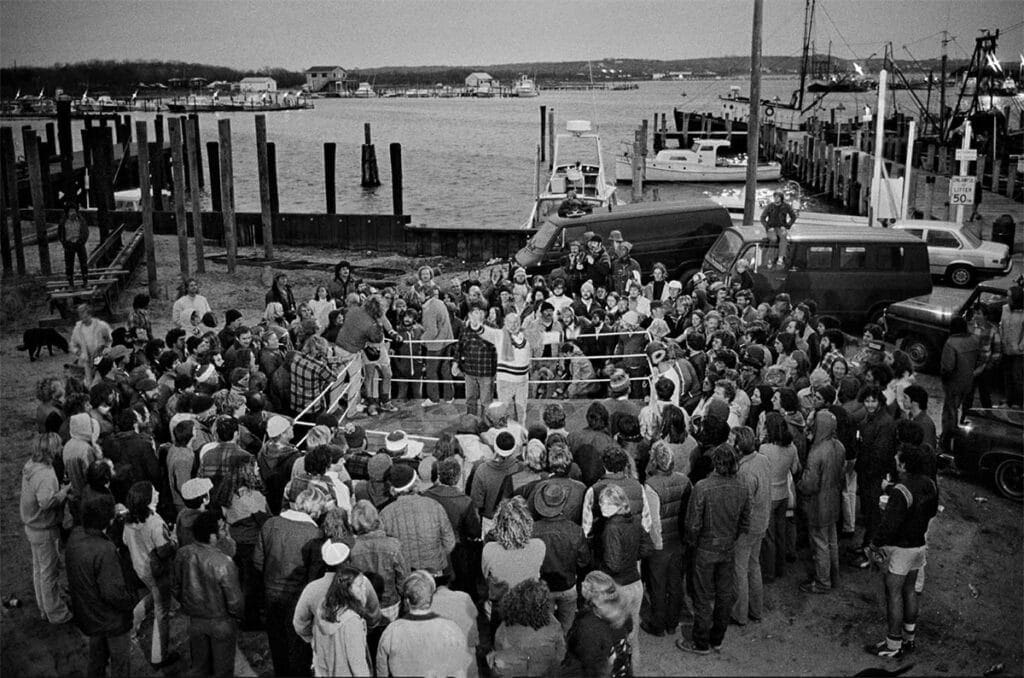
top-left (1, 235), bottom-right (1021, 677)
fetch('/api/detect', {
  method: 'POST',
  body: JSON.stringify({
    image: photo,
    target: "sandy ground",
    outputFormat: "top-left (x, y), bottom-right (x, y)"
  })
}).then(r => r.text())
top-left (1, 234), bottom-right (1021, 677)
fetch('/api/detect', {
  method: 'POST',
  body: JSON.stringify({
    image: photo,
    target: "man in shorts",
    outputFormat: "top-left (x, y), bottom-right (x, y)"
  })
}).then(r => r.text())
top-left (865, 444), bottom-right (939, 659)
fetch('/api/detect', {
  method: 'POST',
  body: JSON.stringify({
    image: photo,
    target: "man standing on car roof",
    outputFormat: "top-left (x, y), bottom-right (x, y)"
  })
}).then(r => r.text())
top-left (760, 191), bottom-right (796, 269)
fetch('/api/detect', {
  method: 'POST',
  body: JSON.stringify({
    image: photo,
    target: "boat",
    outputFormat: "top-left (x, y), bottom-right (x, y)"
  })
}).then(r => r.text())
top-left (524, 119), bottom-right (618, 229)
top-left (513, 75), bottom-right (540, 97)
top-left (615, 138), bottom-right (781, 183)
top-left (474, 82), bottom-right (495, 98)
top-left (353, 82), bottom-right (375, 98)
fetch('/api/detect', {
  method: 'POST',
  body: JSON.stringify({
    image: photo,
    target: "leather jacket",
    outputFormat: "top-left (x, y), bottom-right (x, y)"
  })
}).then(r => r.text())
top-left (172, 542), bottom-right (244, 620)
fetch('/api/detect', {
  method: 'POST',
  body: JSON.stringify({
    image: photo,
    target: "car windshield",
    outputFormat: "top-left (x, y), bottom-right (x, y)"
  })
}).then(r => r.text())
top-left (705, 230), bottom-right (744, 272)
top-left (527, 220), bottom-right (559, 252)
top-left (960, 229), bottom-right (982, 248)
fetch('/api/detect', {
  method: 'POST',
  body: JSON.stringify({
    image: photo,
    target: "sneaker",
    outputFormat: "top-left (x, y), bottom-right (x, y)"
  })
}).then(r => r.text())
top-left (676, 639), bottom-right (712, 655)
top-left (640, 621), bottom-right (665, 637)
top-left (865, 639), bottom-right (905, 659)
top-left (379, 401), bottom-right (398, 413)
top-left (421, 399), bottom-right (437, 407)
top-left (366, 404), bottom-right (379, 416)
top-left (444, 398), bottom-right (456, 404)
top-left (711, 643), bottom-right (723, 652)
top-left (799, 581), bottom-right (832, 594)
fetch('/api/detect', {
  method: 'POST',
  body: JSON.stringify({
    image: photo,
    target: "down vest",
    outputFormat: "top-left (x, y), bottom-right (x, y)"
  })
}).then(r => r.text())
top-left (646, 472), bottom-right (692, 549)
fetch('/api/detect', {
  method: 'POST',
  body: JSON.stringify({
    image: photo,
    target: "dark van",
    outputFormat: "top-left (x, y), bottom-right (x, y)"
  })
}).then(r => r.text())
top-left (515, 201), bottom-right (732, 281)
top-left (702, 224), bottom-right (932, 325)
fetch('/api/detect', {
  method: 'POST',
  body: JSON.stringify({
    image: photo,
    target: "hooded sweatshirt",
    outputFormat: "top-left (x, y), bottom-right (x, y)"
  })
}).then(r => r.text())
top-left (798, 411), bottom-right (845, 527)
top-left (21, 460), bottom-right (66, 530)
top-left (311, 604), bottom-right (371, 677)
top-left (258, 441), bottom-right (301, 515)
top-left (63, 413), bottom-right (100, 495)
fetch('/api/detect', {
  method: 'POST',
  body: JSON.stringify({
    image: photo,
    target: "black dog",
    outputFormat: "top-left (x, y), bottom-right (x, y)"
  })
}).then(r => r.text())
top-left (16, 327), bottom-right (70, 361)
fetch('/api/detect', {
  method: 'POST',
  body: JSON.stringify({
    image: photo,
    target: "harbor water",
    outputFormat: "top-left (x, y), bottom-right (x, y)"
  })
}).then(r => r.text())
top-left (12, 78), bottom-right (947, 229)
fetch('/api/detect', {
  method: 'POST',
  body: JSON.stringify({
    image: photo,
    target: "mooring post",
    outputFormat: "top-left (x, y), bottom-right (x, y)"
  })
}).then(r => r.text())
top-left (547, 108), bottom-right (555, 171)
top-left (267, 142), bottom-right (279, 215)
top-left (188, 113), bottom-right (203, 188)
top-left (540, 106), bottom-right (547, 163)
top-left (184, 116), bottom-right (205, 273)
top-left (43, 122), bottom-right (56, 159)
top-left (0, 141), bottom-right (11, 276)
top-left (218, 119), bottom-right (237, 273)
top-left (255, 115), bottom-right (274, 260)
top-left (168, 117), bottom-right (190, 277)
top-left (56, 99), bottom-right (74, 201)
top-left (22, 130), bottom-right (52, 275)
top-left (390, 142), bottom-right (404, 217)
top-left (361, 123), bottom-right (381, 187)
top-left (324, 142), bottom-right (337, 214)
top-left (0, 127), bottom-right (26, 274)
top-left (152, 115), bottom-right (165, 210)
top-left (206, 141), bottom-right (221, 212)
top-left (89, 126), bottom-right (115, 242)
top-left (135, 121), bottom-right (159, 298)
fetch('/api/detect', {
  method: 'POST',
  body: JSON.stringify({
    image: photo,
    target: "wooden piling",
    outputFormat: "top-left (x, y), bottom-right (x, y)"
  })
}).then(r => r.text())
top-left (184, 116), bottom-right (205, 273)
top-left (22, 130), bottom-right (52, 275)
top-left (43, 123), bottom-right (56, 159)
top-left (360, 123), bottom-right (380, 188)
top-left (206, 141), bottom-right (221, 212)
top-left (56, 99), bottom-right (74, 200)
top-left (1, 127), bottom-right (26, 274)
top-left (324, 142), bottom-right (336, 214)
top-left (188, 113), bottom-right (203, 188)
top-left (135, 121), bottom-right (159, 298)
top-left (152, 115), bottom-right (165, 210)
top-left (267, 142), bottom-right (279, 214)
top-left (547, 109), bottom-right (555, 170)
top-left (0, 144), bottom-right (11, 276)
top-left (218, 119), bottom-right (237, 273)
top-left (168, 117), bottom-right (190, 277)
top-left (88, 126), bottom-right (114, 241)
top-left (390, 142), bottom-right (404, 217)
top-left (540, 106), bottom-right (546, 163)
top-left (255, 115), bottom-right (274, 260)
top-left (631, 131), bottom-right (644, 202)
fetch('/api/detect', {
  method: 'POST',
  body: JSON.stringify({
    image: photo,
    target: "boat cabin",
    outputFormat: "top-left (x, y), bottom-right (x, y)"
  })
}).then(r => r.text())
top-left (655, 139), bottom-right (742, 166)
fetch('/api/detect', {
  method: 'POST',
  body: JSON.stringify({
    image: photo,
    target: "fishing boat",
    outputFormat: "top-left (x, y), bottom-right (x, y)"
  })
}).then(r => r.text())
top-left (615, 138), bottom-right (781, 183)
top-left (353, 82), bottom-right (375, 98)
top-left (474, 82), bottom-right (495, 98)
top-left (523, 119), bottom-right (617, 229)
top-left (513, 75), bottom-right (540, 97)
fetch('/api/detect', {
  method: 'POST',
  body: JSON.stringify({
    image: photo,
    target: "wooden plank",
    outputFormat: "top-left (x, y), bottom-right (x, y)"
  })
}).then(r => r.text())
top-left (0, 127), bottom-right (26, 274)
top-left (254, 115), bottom-right (274, 261)
top-left (184, 117), bottom-right (205, 273)
top-left (218, 119), bottom-right (237, 272)
top-left (168, 117), bottom-right (190, 277)
top-left (135, 122), bottom-right (158, 298)
top-left (22, 129), bottom-right (52, 274)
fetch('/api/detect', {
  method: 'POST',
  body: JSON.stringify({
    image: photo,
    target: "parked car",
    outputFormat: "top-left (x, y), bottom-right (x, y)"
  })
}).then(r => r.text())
top-left (950, 407), bottom-right (1023, 502)
top-left (882, 273), bottom-right (1020, 371)
top-left (891, 220), bottom-right (1012, 288)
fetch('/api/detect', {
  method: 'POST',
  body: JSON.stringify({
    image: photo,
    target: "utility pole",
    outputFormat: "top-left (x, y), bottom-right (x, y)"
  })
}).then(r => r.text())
top-left (743, 0), bottom-right (764, 226)
top-left (939, 30), bottom-right (949, 141)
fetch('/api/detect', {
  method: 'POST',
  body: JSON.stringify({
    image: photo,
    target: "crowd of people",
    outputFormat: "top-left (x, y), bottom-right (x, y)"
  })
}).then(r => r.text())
top-left (18, 249), bottom-right (1024, 677)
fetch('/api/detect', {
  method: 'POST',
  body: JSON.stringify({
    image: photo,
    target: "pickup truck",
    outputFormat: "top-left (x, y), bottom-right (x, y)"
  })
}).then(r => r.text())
top-left (882, 273), bottom-right (1021, 371)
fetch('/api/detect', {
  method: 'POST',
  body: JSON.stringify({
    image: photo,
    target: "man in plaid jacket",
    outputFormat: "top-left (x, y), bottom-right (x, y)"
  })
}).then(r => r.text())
top-left (453, 303), bottom-right (497, 417)
top-left (288, 336), bottom-right (335, 414)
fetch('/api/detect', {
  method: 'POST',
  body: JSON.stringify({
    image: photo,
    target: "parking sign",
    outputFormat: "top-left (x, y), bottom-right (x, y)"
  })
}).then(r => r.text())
top-left (949, 176), bottom-right (976, 205)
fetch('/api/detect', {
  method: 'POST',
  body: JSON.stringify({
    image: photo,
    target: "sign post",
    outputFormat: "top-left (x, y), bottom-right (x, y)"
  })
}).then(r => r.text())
top-left (953, 121), bottom-right (973, 224)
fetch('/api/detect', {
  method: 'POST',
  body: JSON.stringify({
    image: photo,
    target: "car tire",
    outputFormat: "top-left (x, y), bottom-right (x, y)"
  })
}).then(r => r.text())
top-left (994, 457), bottom-right (1023, 502)
top-left (947, 265), bottom-right (974, 288)
top-left (901, 334), bottom-right (934, 371)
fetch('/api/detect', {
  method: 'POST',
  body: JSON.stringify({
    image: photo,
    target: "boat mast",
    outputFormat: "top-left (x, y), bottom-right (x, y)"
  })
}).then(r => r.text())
top-left (796, 0), bottom-right (815, 111)
top-left (939, 29), bottom-right (949, 141)
top-left (743, 0), bottom-right (764, 226)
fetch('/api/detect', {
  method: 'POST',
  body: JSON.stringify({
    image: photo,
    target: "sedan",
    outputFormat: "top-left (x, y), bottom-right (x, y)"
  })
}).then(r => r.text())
top-left (892, 220), bottom-right (1011, 288)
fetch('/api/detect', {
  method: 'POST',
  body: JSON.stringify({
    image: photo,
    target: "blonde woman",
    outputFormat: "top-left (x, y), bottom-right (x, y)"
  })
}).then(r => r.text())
top-left (481, 497), bottom-right (546, 637)
top-left (563, 570), bottom-right (634, 678)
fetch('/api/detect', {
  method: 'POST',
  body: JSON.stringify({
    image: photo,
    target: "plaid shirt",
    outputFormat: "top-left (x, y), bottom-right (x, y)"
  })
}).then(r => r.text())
top-left (970, 318), bottom-right (1002, 368)
top-left (289, 352), bottom-right (335, 412)
top-left (456, 328), bottom-right (497, 377)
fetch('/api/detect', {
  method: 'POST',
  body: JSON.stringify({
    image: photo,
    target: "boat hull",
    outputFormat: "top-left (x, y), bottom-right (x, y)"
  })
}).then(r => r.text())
top-left (615, 157), bottom-right (781, 183)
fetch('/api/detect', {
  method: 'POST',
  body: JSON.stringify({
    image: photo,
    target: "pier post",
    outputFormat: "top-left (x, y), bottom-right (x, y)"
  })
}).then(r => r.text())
top-left (135, 122), bottom-right (159, 298)
top-left (631, 131), bottom-right (644, 202)
top-left (390, 142), bottom-right (404, 217)
top-left (267, 142), bottom-right (279, 214)
top-left (547, 109), bottom-right (555, 171)
top-left (218, 119), bottom-right (237, 273)
top-left (152, 115), bottom-right (165, 210)
top-left (255, 115), bottom-right (275, 260)
top-left (361, 123), bottom-right (381, 188)
top-left (43, 123), bottom-right (56, 160)
top-left (206, 142), bottom-right (221, 212)
top-left (23, 131), bottom-right (52, 275)
top-left (0, 138), bottom-right (11, 276)
top-left (179, 116), bottom-right (190, 192)
top-left (168, 117), bottom-right (190, 277)
top-left (184, 116), bottom-right (205, 273)
top-left (56, 99), bottom-right (74, 201)
top-left (89, 126), bottom-right (114, 242)
top-left (324, 142), bottom-right (336, 214)
top-left (188, 114), bottom-right (203, 188)
top-left (0, 127), bottom-right (26, 274)
top-left (540, 106), bottom-right (546, 163)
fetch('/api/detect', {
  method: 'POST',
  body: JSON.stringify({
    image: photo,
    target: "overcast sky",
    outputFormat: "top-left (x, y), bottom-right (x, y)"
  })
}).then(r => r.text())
top-left (2, 0), bottom-right (1021, 70)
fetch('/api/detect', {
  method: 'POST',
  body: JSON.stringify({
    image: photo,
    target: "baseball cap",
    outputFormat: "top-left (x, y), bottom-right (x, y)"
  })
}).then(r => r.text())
top-left (609, 230), bottom-right (623, 242)
top-left (181, 477), bottom-right (213, 501)
top-left (321, 541), bottom-right (351, 566)
top-left (266, 415), bottom-right (291, 438)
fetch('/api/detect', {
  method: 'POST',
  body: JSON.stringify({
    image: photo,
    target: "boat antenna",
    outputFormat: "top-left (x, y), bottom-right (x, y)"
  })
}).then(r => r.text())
top-left (587, 60), bottom-right (598, 124)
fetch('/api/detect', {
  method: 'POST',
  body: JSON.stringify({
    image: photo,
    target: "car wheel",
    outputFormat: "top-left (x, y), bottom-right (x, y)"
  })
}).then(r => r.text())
top-left (901, 334), bottom-right (934, 371)
top-left (994, 458), bottom-right (1024, 502)
top-left (947, 265), bottom-right (974, 288)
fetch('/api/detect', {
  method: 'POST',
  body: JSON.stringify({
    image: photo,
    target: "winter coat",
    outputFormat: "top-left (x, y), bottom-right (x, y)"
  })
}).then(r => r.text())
top-left (798, 412), bottom-right (846, 527)
top-left (65, 527), bottom-right (135, 636)
top-left (311, 605), bottom-right (371, 677)
top-left (20, 460), bottom-right (66, 531)
top-left (940, 332), bottom-right (982, 393)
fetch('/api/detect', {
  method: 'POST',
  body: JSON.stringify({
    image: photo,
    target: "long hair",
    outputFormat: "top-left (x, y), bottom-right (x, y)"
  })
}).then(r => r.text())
top-left (322, 568), bottom-right (366, 622)
top-left (125, 480), bottom-right (155, 524)
top-left (646, 439), bottom-right (675, 477)
top-left (499, 579), bottom-right (552, 630)
top-left (764, 412), bottom-right (793, 446)
top-left (491, 496), bottom-right (533, 550)
top-left (31, 433), bottom-right (62, 465)
top-left (660, 405), bottom-right (689, 444)
top-left (580, 570), bottom-right (628, 629)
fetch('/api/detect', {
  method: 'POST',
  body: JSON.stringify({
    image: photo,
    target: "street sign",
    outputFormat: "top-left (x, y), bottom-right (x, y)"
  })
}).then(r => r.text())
top-left (955, 148), bottom-right (978, 162)
top-left (949, 176), bottom-right (976, 205)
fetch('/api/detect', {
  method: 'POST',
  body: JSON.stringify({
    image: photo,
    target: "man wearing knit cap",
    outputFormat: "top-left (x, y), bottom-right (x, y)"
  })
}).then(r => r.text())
top-left (469, 431), bottom-right (522, 533)
top-left (218, 309), bottom-right (243, 351)
top-left (380, 466), bottom-right (456, 574)
top-left (582, 235), bottom-right (611, 289)
top-left (571, 279), bottom-right (598, 318)
top-left (601, 369), bottom-right (640, 436)
top-left (258, 416), bottom-right (302, 515)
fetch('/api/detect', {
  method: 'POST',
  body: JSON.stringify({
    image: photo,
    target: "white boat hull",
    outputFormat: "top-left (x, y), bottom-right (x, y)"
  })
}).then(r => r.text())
top-left (615, 157), bottom-right (781, 183)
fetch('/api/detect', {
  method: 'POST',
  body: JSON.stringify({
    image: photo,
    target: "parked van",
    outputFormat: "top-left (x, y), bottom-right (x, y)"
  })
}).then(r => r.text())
top-left (702, 224), bottom-right (932, 325)
top-left (515, 201), bottom-right (732, 281)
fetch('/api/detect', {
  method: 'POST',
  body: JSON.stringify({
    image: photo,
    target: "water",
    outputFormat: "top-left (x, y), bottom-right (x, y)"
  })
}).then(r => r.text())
top-left (13, 78), bottom-right (942, 229)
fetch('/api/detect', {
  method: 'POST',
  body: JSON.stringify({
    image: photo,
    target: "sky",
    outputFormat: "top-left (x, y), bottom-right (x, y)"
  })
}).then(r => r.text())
top-left (1, 0), bottom-right (1021, 71)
